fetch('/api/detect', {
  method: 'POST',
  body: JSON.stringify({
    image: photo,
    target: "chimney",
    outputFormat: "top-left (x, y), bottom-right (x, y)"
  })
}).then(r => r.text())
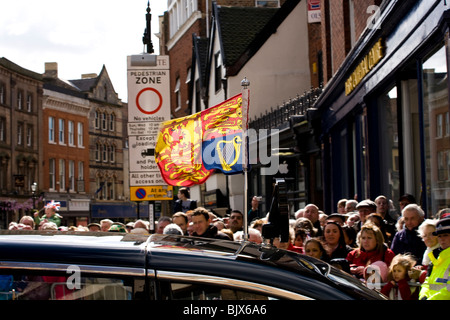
top-left (44, 62), bottom-right (58, 79)
top-left (81, 73), bottom-right (98, 79)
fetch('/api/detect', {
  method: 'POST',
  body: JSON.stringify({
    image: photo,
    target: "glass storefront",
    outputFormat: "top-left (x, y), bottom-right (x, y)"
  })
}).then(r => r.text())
top-left (422, 45), bottom-right (450, 217)
top-left (377, 86), bottom-right (400, 206)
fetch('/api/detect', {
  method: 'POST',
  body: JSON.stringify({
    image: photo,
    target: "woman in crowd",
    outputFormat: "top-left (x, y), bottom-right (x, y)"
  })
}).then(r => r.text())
top-left (322, 221), bottom-right (352, 260)
top-left (346, 223), bottom-right (396, 278)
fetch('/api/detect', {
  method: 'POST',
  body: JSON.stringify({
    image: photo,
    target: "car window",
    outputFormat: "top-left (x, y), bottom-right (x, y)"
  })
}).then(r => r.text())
top-left (160, 281), bottom-right (277, 300)
top-left (0, 272), bottom-right (148, 300)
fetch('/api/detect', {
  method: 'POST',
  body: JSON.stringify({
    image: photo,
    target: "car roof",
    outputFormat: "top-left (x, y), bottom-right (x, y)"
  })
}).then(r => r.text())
top-left (0, 231), bottom-right (385, 300)
top-left (0, 230), bottom-right (148, 269)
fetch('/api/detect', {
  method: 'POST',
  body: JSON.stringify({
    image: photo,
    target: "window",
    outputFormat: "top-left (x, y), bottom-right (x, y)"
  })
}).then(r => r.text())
top-left (109, 114), bottom-right (115, 132)
top-left (58, 119), bottom-right (65, 144)
top-left (17, 90), bottom-right (23, 110)
top-left (95, 143), bottom-right (100, 162)
top-left (48, 117), bottom-right (55, 142)
top-left (0, 83), bottom-right (5, 104)
top-left (422, 45), bottom-right (450, 214)
top-left (109, 145), bottom-right (115, 163)
top-left (158, 279), bottom-right (281, 301)
top-left (104, 84), bottom-right (108, 101)
top-left (446, 112), bottom-right (449, 137)
top-left (59, 159), bottom-right (65, 191)
top-left (69, 160), bottom-right (75, 191)
top-left (68, 121), bottom-right (74, 145)
top-left (214, 53), bottom-right (222, 92)
top-left (17, 122), bottom-right (23, 146)
top-left (78, 161), bottom-right (85, 192)
top-left (77, 122), bottom-right (84, 147)
top-left (26, 125), bottom-right (33, 147)
top-left (437, 114), bottom-right (443, 138)
top-left (0, 269), bottom-right (147, 300)
top-left (174, 78), bottom-right (181, 111)
top-left (26, 93), bottom-right (33, 112)
top-left (256, 0), bottom-right (280, 8)
top-left (49, 158), bottom-right (56, 190)
top-left (95, 111), bottom-right (99, 129)
top-left (101, 113), bottom-right (107, 131)
top-left (102, 144), bottom-right (108, 163)
top-left (186, 67), bottom-right (191, 84)
top-left (0, 117), bottom-right (6, 142)
top-left (376, 86), bottom-right (400, 205)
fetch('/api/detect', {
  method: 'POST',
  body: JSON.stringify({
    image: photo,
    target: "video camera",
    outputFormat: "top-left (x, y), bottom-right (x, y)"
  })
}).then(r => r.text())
top-left (261, 178), bottom-right (290, 245)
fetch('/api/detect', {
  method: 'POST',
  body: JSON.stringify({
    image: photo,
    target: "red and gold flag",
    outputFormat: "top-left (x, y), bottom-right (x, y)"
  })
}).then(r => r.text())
top-left (155, 94), bottom-right (244, 187)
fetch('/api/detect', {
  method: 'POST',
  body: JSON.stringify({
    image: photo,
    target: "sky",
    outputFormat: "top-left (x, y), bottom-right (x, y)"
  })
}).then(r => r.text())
top-left (0, 0), bottom-right (168, 103)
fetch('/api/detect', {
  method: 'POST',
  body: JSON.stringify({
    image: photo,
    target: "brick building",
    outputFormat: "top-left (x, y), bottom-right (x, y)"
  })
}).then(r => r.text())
top-left (313, 0), bottom-right (450, 215)
top-left (320, 0), bottom-right (383, 83)
top-left (0, 58), bottom-right (43, 228)
top-left (41, 63), bottom-right (91, 226)
top-left (165, 0), bottom-right (288, 119)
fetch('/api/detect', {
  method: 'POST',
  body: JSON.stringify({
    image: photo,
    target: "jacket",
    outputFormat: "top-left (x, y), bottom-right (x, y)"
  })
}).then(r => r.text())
top-left (390, 227), bottom-right (426, 264)
top-left (346, 245), bottom-right (396, 268)
top-left (34, 213), bottom-right (62, 228)
top-left (381, 278), bottom-right (419, 300)
top-left (173, 199), bottom-right (197, 213)
top-left (193, 225), bottom-right (230, 240)
top-left (419, 247), bottom-right (450, 300)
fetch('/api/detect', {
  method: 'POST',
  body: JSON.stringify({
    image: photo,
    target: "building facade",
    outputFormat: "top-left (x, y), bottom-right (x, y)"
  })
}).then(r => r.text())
top-left (68, 67), bottom-right (130, 221)
top-left (185, 0), bottom-right (319, 215)
top-left (41, 63), bottom-right (91, 226)
top-left (313, 0), bottom-right (450, 216)
top-left (0, 58), bottom-right (43, 229)
top-left (166, 0), bottom-right (288, 119)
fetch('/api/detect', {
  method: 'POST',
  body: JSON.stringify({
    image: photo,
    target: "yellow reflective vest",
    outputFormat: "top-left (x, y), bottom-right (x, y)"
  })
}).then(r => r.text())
top-left (419, 247), bottom-right (450, 300)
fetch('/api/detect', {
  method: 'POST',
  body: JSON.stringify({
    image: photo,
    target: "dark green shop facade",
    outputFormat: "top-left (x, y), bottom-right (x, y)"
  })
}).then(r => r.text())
top-left (314, 0), bottom-right (450, 217)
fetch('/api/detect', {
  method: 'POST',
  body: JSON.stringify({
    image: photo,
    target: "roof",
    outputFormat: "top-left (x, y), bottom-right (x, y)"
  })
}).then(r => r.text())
top-left (43, 77), bottom-right (87, 99)
top-left (0, 231), bottom-right (147, 269)
top-left (69, 77), bottom-right (98, 92)
top-left (214, 0), bottom-right (302, 76)
top-left (192, 35), bottom-right (210, 86)
top-left (68, 65), bottom-right (108, 93)
top-left (215, 5), bottom-right (279, 67)
top-left (0, 57), bottom-right (43, 81)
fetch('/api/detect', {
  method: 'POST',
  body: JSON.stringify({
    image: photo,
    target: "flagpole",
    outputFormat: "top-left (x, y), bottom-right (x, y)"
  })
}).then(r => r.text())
top-left (241, 78), bottom-right (250, 241)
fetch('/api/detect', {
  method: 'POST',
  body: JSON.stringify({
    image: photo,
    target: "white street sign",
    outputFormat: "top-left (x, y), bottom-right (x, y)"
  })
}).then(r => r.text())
top-left (127, 55), bottom-right (170, 187)
top-left (127, 55), bottom-right (170, 122)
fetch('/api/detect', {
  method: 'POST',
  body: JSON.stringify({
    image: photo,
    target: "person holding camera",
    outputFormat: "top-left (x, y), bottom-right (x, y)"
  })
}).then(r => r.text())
top-left (248, 196), bottom-right (261, 223)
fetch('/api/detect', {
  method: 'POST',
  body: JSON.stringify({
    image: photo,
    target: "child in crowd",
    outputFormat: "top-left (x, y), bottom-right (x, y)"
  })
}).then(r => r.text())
top-left (381, 254), bottom-right (419, 300)
top-left (304, 238), bottom-right (330, 262)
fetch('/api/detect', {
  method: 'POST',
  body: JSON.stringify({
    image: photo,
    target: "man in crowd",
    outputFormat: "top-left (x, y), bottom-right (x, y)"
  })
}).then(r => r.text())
top-left (191, 207), bottom-right (230, 240)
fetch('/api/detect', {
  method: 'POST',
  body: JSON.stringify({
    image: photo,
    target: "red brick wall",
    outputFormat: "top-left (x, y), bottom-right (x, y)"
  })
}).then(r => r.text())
top-left (42, 108), bottom-right (90, 192)
top-left (321, 0), bottom-right (383, 83)
top-left (168, 21), bottom-right (203, 118)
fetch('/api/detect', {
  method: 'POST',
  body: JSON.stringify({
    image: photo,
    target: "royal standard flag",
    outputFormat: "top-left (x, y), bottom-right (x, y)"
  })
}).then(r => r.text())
top-left (155, 94), bottom-right (246, 187)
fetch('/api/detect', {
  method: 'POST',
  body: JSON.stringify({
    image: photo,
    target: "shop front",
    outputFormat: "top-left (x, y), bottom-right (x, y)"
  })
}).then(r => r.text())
top-left (314, 0), bottom-right (450, 217)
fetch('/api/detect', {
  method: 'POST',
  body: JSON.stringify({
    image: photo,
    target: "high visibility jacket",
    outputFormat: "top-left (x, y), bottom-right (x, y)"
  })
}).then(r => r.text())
top-left (419, 247), bottom-right (450, 300)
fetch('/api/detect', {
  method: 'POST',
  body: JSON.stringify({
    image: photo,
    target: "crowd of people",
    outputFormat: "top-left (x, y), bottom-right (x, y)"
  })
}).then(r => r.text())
top-left (6, 189), bottom-right (450, 300)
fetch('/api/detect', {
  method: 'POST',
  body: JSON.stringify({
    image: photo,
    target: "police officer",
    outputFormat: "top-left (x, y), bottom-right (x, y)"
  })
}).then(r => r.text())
top-left (419, 217), bottom-right (450, 300)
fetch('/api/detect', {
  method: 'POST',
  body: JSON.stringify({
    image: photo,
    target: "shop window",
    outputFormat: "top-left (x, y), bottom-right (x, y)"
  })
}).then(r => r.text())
top-left (376, 86), bottom-right (400, 204)
top-left (422, 45), bottom-right (450, 215)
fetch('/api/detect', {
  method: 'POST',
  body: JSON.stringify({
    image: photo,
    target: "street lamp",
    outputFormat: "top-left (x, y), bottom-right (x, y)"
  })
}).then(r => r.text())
top-left (31, 182), bottom-right (37, 210)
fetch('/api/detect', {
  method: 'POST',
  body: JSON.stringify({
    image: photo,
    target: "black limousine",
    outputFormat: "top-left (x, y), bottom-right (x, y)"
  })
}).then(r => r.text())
top-left (0, 231), bottom-right (386, 300)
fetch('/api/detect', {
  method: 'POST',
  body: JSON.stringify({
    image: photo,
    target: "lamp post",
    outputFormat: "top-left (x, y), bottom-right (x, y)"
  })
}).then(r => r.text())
top-left (31, 182), bottom-right (37, 210)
